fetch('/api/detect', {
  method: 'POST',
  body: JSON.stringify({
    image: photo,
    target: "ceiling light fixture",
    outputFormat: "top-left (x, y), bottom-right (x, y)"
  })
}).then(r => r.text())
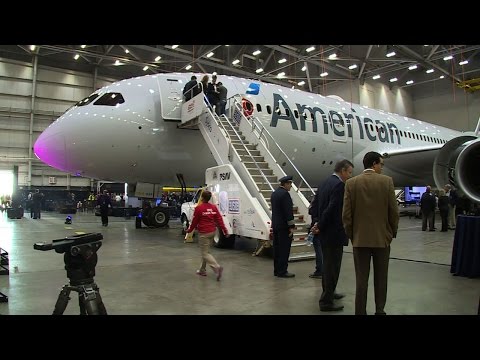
top-left (459, 60), bottom-right (468, 66)
top-left (306, 46), bottom-right (315, 53)
top-left (278, 58), bottom-right (287, 64)
top-left (426, 69), bottom-right (434, 74)
top-left (232, 59), bottom-right (240, 65)
top-left (298, 81), bottom-right (305, 86)
top-left (320, 72), bottom-right (328, 77)
top-left (408, 65), bottom-right (417, 70)
top-left (171, 45), bottom-right (179, 49)
top-left (143, 66), bottom-right (149, 71)
top-left (348, 64), bottom-right (357, 70)
top-left (256, 68), bottom-right (263, 73)
top-left (253, 50), bottom-right (261, 56)
top-left (185, 64), bottom-right (192, 70)
top-left (372, 75), bottom-right (381, 80)
top-left (74, 54), bottom-right (79, 60)
top-left (155, 56), bottom-right (161, 62)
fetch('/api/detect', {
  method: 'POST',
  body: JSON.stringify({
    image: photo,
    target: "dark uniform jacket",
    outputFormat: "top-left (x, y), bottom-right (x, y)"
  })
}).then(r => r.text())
top-left (271, 187), bottom-right (295, 231)
top-left (313, 174), bottom-right (348, 246)
top-left (183, 79), bottom-right (199, 101)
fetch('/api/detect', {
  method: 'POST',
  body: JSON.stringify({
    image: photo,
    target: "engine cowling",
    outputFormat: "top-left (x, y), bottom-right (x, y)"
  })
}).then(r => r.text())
top-left (433, 135), bottom-right (480, 203)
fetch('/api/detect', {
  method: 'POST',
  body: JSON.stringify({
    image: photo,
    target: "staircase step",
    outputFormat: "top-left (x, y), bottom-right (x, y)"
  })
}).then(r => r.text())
top-left (288, 251), bottom-right (316, 261)
top-left (244, 162), bottom-right (270, 169)
top-left (255, 182), bottom-right (275, 191)
top-left (293, 213), bottom-right (304, 221)
top-left (233, 143), bottom-right (257, 151)
top-left (251, 174), bottom-right (277, 182)
top-left (236, 149), bottom-right (261, 156)
top-left (241, 155), bottom-right (264, 162)
top-left (248, 168), bottom-right (273, 176)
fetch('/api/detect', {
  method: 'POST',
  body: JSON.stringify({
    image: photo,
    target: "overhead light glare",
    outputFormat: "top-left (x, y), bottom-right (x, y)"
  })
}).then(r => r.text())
top-left (372, 75), bottom-right (381, 80)
top-left (185, 64), bottom-right (192, 70)
top-left (143, 66), bottom-right (149, 71)
top-left (386, 51), bottom-right (396, 57)
top-left (320, 72), bottom-right (328, 77)
top-left (439, 75), bottom-right (445, 79)
top-left (306, 46), bottom-right (315, 53)
top-left (277, 72), bottom-right (285, 78)
top-left (301, 66), bottom-right (307, 71)
top-left (30, 45), bottom-right (36, 51)
top-left (408, 65), bottom-right (418, 70)
top-left (206, 52), bottom-right (214, 58)
top-left (348, 64), bottom-right (357, 70)
top-left (459, 60), bottom-right (468, 66)
top-left (406, 80), bottom-right (414, 85)
top-left (232, 59), bottom-right (240, 65)
top-left (74, 54), bottom-right (80, 60)
top-left (426, 69), bottom-right (434, 74)
top-left (389, 77), bottom-right (398, 82)
top-left (155, 56), bottom-right (161, 62)
top-left (171, 45), bottom-right (179, 49)
top-left (125, 49), bottom-right (129, 54)
top-left (328, 53), bottom-right (337, 60)
top-left (252, 50), bottom-right (261, 56)
top-left (278, 58), bottom-right (287, 64)
top-left (443, 55), bottom-right (453, 61)
top-left (298, 81), bottom-right (305, 86)
top-left (114, 60), bottom-right (122, 66)
top-left (255, 68), bottom-right (263, 73)
top-left (80, 45), bottom-right (86, 49)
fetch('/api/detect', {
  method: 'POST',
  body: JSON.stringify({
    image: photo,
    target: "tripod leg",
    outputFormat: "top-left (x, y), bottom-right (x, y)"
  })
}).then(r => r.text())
top-left (52, 286), bottom-right (71, 315)
top-left (95, 291), bottom-right (108, 315)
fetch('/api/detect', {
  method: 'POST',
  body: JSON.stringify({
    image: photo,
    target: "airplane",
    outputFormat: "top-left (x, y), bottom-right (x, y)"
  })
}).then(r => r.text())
top-left (33, 72), bottom-right (480, 227)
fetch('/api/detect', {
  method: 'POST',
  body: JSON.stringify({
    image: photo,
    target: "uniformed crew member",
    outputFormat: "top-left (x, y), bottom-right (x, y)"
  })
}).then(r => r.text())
top-left (270, 175), bottom-right (296, 278)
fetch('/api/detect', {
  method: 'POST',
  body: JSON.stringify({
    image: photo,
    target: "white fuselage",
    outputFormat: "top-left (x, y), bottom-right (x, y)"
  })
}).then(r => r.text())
top-left (34, 73), bottom-right (463, 189)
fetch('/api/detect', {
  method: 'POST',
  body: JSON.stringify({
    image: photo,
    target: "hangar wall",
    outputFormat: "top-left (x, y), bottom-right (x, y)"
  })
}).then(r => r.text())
top-left (410, 81), bottom-right (480, 132)
top-left (324, 77), bottom-right (480, 132)
top-left (323, 79), bottom-right (415, 118)
top-left (0, 57), bottom-right (117, 188)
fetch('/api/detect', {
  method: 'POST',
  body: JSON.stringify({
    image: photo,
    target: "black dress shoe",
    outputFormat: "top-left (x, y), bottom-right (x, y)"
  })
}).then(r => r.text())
top-left (320, 304), bottom-right (344, 312)
top-left (277, 272), bottom-right (295, 278)
top-left (333, 293), bottom-right (345, 300)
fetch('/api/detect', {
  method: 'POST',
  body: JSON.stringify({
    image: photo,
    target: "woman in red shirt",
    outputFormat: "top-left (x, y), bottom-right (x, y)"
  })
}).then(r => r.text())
top-left (185, 190), bottom-right (228, 280)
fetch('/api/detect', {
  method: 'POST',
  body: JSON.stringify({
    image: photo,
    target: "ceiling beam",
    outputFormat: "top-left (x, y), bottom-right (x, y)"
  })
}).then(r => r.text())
top-left (358, 45), bottom-right (373, 85)
top-left (263, 45), bottom-right (351, 78)
top-left (396, 45), bottom-right (461, 82)
top-left (130, 45), bottom-right (288, 86)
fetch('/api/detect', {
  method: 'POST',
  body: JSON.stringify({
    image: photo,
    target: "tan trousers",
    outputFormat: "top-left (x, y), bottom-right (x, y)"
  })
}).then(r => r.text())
top-left (448, 204), bottom-right (456, 228)
top-left (198, 231), bottom-right (220, 271)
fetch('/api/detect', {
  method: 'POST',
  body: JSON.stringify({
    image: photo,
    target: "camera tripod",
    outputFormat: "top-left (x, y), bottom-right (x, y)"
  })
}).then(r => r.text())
top-left (52, 241), bottom-right (107, 315)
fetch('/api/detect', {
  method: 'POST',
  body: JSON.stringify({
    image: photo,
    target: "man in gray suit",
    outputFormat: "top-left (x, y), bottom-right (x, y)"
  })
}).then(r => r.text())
top-left (342, 151), bottom-right (399, 315)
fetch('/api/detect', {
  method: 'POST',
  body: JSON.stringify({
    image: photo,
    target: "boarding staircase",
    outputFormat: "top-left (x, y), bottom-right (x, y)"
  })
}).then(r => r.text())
top-left (179, 92), bottom-right (316, 261)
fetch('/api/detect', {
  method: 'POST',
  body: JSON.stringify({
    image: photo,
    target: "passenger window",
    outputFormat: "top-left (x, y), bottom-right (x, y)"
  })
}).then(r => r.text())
top-left (94, 93), bottom-right (125, 106)
top-left (266, 105), bottom-right (272, 114)
top-left (256, 104), bottom-right (262, 112)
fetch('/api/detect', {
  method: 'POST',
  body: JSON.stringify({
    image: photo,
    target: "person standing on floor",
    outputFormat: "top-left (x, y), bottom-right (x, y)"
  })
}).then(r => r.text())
top-left (270, 175), bottom-right (296, 278)
top-left (420, 186), bottom-right (436, 231)
top-left (97, 189), bottom-right (112, 227)
top-left (315, 159), bottom-right (354, 312)
top-left (342, 151), bottom-right (399, 315)
top-left (437, 189), bottom-right (449, 232)
top-left (185, 190), bottom-right (227, 281)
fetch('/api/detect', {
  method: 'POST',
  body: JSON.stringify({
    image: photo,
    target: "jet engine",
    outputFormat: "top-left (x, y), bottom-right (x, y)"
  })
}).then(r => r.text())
top-left (433, 135), bottom-right (480, 203)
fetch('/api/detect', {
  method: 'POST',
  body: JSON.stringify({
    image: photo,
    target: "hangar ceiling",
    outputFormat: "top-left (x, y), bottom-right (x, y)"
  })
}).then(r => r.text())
top-left (0, 45), bottom-right (479, 93)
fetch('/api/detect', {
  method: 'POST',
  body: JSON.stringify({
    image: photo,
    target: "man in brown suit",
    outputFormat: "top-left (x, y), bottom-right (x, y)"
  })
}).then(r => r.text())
top-left (342, 151), bottom-right (399, 315)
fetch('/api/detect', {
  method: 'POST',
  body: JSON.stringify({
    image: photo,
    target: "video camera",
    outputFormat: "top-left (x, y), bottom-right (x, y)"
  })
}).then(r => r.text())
top-left (34, 233), bottom-right (103, 254)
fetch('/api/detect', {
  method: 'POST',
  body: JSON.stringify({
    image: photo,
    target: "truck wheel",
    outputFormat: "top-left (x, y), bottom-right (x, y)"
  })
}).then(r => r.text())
top-left (213, 228), bottom-right (235, 249)
top-left (181, 214), bottom-right (189, 235)
top-left (149, 207), bottom-right (170, 228)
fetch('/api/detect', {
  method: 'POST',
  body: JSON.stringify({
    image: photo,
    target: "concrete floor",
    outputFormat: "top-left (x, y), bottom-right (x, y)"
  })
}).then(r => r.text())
top-left (0, 210), bottom-right (478, 315)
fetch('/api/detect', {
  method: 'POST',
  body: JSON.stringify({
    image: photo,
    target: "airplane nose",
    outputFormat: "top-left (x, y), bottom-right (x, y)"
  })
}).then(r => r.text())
top-left (34, 130), bottom-right (68, 171)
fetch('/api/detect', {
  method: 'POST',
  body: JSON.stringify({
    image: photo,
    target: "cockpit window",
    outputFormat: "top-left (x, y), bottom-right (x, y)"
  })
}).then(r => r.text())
top-left (75, 93), bottom-right (100, 107)
top-left (93, 93), bottom-right (125, 106)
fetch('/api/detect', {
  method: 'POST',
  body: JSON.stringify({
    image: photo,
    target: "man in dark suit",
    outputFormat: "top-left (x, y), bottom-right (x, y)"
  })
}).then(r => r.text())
top-left (182, 75), bottom-right (199, 101)
top-left (271, 175), bottom-right (296, 278)
top-left (420, 186), bottom-right (436, 231)
top-left (343, 151), bottom-right (399, 315)
top-left (314, 159), bottom-right (354, 312)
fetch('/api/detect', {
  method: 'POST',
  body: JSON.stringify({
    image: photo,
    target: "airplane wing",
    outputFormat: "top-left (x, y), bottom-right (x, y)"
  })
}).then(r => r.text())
top-left (380, 144), bottom-right (443, 158)
top-left (380, 145), bottom-right (444, 187)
